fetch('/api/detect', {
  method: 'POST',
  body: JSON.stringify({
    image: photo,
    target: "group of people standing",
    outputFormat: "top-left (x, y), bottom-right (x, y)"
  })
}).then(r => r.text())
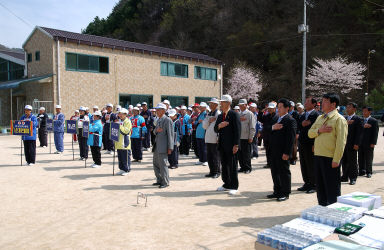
top-left (17, 91), bottom-right (381, 205)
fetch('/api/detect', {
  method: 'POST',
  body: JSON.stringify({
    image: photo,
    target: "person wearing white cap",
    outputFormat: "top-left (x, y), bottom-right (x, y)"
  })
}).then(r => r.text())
top-left (167, 109), bottom-right (182, 169)
top-left (53, 104), bottom-right (65, 154)
top-left (37, 107), bottom-right (48, 147)
top-left (194, 102), bottom-right (208, 166)
top-left (102, 103), bottom-right (118, 154)
top-left (214, 94), bottom-right (241, 195)
top-left (152, 103), bottom-right (174, 188)
top-left (93, 106), bottom-right (99, 112)
top-left (249, 103), bottom-right (262, 159)
top-left (179, 105), bottom-right (192, 156)
top-left (202, 98), bottom-right (221, 178)
top-left (140, 102), bottom-right (153, 151)
top-left (77, 107), bottom-right (90, 160)
top-left (21, 105), bottom-right (38, 165)
top-left (130, 107), bottom-right (147, 162)
top-left (259, 102), bottom-right (279, 168)
top-left (237, 99), bottom-right (256, 174)
top-left (115, 105), bottom-right (122, 112)
top-left (115, 108), bottom-right (132, 175)
top-left (162, 100), bottom-right (170, 111)
top-left (288, 101), bottom-right (300, 165)
top-left (233, 106), bottom-right (240, 112)
top-left (87, 110), bottom-right (103, 168)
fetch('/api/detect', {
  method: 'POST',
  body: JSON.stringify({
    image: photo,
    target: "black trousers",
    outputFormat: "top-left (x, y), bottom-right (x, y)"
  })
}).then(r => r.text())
top-left (150, 130), bottom-right (156, 147)
top-left (299, 142), bottom-right (316, 189)
top-left (143, 130), bottom-right (151, 149)
top-left (103, 125), bottom-right (114, 151)
top-left (131, 138), bottom-right (143, 160)
top-left (90, 146), bottom-right (101, 165)
top-left (358, 146), bottom-right (374, 175)
top-left (23, 140), bottom-right (36, 164)
top-left (239, 139), bottom-right (252, 171)
top-left (78, 131), bottom-right (89, 159)
top-left (219, 149), bottom-right (239, 190)
top-left (118, 149), bottom-right (131, 172)
top-left (342, 146), bottom-right (358, 181)
top-left (314, 156), bottom-right (341, 206)
top-left (270, 152), bottom-right (291, 197)
top-left (192, 130), bottom-right (198, 156)
top-left (264, 140), bottom-right (272, 167)
top-left (251, 136), bottom-right (258, 158)
top-left (196, 138), bottom-right (207, 162)
top-left (168, 145), bottom-right (179, 167)
top-left (180, 135), bottom-right (190, 155)
top-left (38, 127), bottom-right (48, 147)
top-left (207, 143), bottom-right (220, 174)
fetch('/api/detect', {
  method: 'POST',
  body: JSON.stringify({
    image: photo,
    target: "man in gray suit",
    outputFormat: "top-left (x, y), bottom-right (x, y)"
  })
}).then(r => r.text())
top-left (152, 103), bottom-right (174, 188)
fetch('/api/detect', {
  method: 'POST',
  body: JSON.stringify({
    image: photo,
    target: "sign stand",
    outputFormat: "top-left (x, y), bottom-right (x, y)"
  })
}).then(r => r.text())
top-left (110, 122), bottom-right (120, 176)
top-left (49, 132), bottom-right (51, 154)
top-left (85, 157), bottom-right (87, 168)
top-left (72, 136), bottom-right (75, 161)
top-left (113, 150), bottom-right (115, 176)
top-left (20, 138), bottom-right (23, 166)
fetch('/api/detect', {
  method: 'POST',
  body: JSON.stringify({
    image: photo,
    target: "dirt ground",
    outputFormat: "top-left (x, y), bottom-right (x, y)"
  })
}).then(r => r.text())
top-left (0, 130), bottom-right (383, 250)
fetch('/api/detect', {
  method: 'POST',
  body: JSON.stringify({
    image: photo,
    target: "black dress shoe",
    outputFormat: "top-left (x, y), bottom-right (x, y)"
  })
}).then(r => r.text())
top-left (306, 189), bottom-right (316, 194)
top-left (349, 180), bottom-right (356, 185)
top-left (359, 172), bottom-right (366, 176)
top-left (263, 165), bottom-right (270, 169)
top-left (267, 193), bottom-right (279, 199)
top-left (205, 174), bottom-right (214, 177)
top-left (152, 182), bottom-right (161, 186)
top-left (340, 176), bottom-right (348, 182)
top-left (212, 174), bottom-right (220, 178)
top-left (238, 168), bottom-right (245, 172)
top-left (290, 160), bottom-right (296, 165)
top-left (277, 196), bottom-right (289, 202)
top-left (297, 186), bottom-right (308, 192)
top-left (367, 174), bottom-right (372, 178)
top-left (244, 170), bottom-right (251, 174)
top-left (159, 184), bottom-right (169, 189)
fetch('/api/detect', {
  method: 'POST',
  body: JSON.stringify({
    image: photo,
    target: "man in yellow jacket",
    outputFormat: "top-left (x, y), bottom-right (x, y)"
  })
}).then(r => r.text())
top-left (309, 93), bottom-right (348, 206)
top-left (115, 108), bottom-right (132, 176)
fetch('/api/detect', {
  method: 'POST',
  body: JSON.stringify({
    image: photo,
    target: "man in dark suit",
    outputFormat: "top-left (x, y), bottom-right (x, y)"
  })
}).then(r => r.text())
top-left (214, 94), bottom-right (241, 195)
top-left (267, 98), bottom-right (297, 201)
top-left (259, 102), bottom-right (279, 168)
top-left (289, 101), bottom-right (300, 165)
top-left (341, 102), bottom-right (363, 185)
top-left (358, 106), bottom-right (379, 178)
top-left (297, 97), bottom-right (319, 193)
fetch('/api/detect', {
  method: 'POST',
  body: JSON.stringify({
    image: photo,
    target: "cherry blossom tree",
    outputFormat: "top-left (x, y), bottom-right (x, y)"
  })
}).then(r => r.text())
top-left (227, 63), bottom-right (263, 101)
top-left (306, 56), bottom-right (366, 98)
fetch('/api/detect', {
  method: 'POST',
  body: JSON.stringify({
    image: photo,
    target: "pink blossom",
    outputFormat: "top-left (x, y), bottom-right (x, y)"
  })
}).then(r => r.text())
top-left (227, 64), bottom-right (263, 101)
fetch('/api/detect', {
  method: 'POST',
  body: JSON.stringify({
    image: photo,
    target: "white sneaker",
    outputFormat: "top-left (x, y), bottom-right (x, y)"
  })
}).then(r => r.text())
top-left (195, 161), bottom-right (202, 165)
top-left (108, 151), bottom-right (113, 155)
top-left (202, 162), bottom-right (208, 166)
top-left (42, 146), bottom-right (47, 148)
top-left (229, 189), bottom-right (238, 195)
top-left (92, 164), bottom-right (101, 168)
top-left (252, 157), bottom-right (257, 160)
top-left (121, 171), bottom-right (129, 176)
top-left (54, 151), bottom-right (59, 154)
top-left (25, 163), bottom-right (30, 166)
top-left (217, 186), bottom-right (228, 192)
top-left (116, 170), bottom-right (125, 175)
top-left (29, 163), bottom-right (35, 166)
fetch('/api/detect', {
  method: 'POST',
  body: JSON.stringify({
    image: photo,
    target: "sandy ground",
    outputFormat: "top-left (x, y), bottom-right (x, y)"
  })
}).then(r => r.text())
top-left (0, 130), bottom-right (383, 250)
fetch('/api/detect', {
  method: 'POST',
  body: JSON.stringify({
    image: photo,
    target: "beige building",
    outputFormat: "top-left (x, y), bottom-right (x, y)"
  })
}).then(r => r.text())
top-left (0, 26), bottom-right (222, 125)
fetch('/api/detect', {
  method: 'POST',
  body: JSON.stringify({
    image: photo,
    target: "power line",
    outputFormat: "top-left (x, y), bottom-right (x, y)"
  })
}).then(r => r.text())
top-left (310, 32), bottom-right (384, 37)
top-left (363, 0), bottom-right (384, 8)
top-left (0, 1), bottom-right (33, 28)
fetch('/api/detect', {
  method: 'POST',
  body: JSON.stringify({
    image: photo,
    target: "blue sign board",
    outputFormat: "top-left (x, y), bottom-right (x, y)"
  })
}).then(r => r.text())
top-left (10, 120), bottom-right (33, 136)
top-left (65, 120), bottom-right (77, 134)
top-left (110, 122), bottom-right (120, 142)
top-left (82, 121), bottom-right (89, 138)
top-left (46, 119), bottom-right (53, 132)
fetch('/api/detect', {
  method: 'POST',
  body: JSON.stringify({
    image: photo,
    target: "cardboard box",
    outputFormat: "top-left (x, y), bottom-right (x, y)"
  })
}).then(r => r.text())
top-left (327, 202), bottom-right (368, 215)
top-left (337, 192), bottom-right (382, 211)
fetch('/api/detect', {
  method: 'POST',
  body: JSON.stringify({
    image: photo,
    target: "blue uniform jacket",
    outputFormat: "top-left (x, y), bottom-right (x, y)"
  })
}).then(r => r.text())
top-left (88, 113), bottom-right (93, 123)
top-left (20, 114), bottom-right (38, 140)
top-left (130, 115), bottom-right (147, 138)
top-left (179, 114), bottom-right (192, 136)
top-left (53, 113), bottom-right (65, 133)
top-left (87, 120), bottom-right (103, 147)
top-left (174, 119), bottom-right (182, 143)
top-left (195, 111), bottom-right (207, 139)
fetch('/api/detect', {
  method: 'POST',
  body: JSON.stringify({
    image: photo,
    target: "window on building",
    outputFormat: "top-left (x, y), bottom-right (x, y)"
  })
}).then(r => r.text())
top-left (160, 61), bottom-right (188, 78)
top-left (195, 97), bottom-right (213, 104)
top-left (65, 52), bottom-right (109, 73)
top-left (194, 66), bottom-right (217, 81)
top-left (161, 95), bottom-right (188, 107)
top-left (119, 94), bottom-right (153, 109)
top-left (35, 51), bottom-right (40, 61)
top-left (27, 53), bottom-right (32, 62)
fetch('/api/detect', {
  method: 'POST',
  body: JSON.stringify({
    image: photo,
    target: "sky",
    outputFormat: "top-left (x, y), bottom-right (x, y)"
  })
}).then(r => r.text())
top-left (0, 0), bottom-right (119, 49)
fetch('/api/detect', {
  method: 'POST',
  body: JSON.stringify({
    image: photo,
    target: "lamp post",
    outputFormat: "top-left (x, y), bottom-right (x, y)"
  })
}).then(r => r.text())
top-left (299, 0), bottom-right (310, 104)
top-left (366, 49), bottom-right (375, 95)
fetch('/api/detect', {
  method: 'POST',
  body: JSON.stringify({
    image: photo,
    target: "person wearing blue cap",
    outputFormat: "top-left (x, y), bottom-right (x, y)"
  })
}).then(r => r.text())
top-left (21, 105), bottom-right (38, 165)
top-left (53, 105), bottom-right (65, 154)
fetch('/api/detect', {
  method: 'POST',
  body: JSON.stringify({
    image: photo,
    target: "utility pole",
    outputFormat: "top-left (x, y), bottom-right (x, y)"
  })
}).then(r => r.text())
top-left (299, 0), bottom-right (308, 104)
